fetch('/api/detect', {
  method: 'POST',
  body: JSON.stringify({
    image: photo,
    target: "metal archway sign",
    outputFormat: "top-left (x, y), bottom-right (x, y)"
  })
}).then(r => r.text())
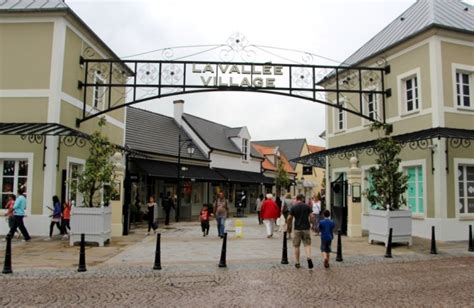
top-left (76, 58), bottom-right (390, 127)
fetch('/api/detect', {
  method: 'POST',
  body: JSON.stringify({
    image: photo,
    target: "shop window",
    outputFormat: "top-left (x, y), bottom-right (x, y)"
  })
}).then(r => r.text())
top-left (457, 165), bottom-right (474, 215)
top-left (1, 160), bottom-right (28, 208)
top-left (404, 166), bottom-right (424, 214)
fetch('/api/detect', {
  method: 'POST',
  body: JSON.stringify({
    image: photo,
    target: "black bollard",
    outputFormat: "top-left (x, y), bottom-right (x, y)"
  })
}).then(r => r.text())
top-left (336, 230), bottom-right (343, 262)
top-left (281, 231), bottom-right (289, 264)
top-left (385, 228), bottom-right (393, 258)
top-left (77, 233), bottom-right (87, 272)
top-left (218, 233), bottom-right (227, 268)
top-left (153, 233), bottom-right (162, 270)
top-left (2, 235), bottom-right (13, 274)
top-left (469, 225), bottom-right (473, 252)
top-left (430, 226), bottom-right (437, 255)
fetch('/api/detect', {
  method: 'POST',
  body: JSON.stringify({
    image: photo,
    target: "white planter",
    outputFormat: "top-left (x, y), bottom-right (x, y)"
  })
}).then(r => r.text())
top-left (368, 209), bottom-right (412, 246)
top-left (70, 206), bottom-right (112, 247)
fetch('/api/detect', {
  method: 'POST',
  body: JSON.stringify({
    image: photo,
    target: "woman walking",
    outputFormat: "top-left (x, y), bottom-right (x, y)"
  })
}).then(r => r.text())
top-left (46, 195), bottom-right (62, 240)
top-left (146, 195), bottom-right (158, 235)
top-left (6, 188), bottom-right (31, 241)
top-left (256, 193), bottom-right (264, 225)
top-left (213, 192), bottom-right (229, 238)
top-left (311, 195), bottom-right (322, 235)
top-left (260, 193), bottom-right (280, 238)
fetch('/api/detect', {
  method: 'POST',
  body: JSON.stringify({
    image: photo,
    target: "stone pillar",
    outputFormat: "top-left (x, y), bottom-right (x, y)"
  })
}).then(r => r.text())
top-left (110, 152), bottom-right (125, 237)
top-left (347, 157), bottom-right (362, 237)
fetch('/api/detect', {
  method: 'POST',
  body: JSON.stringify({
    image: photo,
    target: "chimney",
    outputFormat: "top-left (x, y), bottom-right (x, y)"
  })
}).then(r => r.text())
top-left (173, 99), bottom-right (184, 126)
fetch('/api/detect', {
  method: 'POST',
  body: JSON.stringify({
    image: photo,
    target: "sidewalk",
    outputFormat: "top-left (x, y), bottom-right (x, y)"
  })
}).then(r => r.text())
top-left (0, 215), bottom-right (471, 271)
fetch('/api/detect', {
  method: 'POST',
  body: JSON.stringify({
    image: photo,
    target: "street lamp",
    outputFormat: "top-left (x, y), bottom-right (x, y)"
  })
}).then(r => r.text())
top-left (176, 134), bottom-right (195, 222)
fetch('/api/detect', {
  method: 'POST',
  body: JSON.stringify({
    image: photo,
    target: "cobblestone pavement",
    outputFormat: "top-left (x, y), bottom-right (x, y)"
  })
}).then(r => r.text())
top-left (0, 257), bottom-right (473, 307)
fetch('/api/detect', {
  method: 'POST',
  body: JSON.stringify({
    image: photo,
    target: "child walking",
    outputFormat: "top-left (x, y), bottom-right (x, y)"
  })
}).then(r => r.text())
top-left (199, 204), bottom-right (211, 237)
top-left (318, 209), bottom-right (335, 268)
top-left (61, 201), bottom-right (71, 240)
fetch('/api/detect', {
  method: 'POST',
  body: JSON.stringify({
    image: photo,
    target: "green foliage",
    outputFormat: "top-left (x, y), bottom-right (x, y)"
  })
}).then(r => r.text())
top-left (71, 118), bottom-right (118, 207)
top-left (275, 161), bottom-right (291, 195)
top-left (366, 123), bottom-right (408, 211)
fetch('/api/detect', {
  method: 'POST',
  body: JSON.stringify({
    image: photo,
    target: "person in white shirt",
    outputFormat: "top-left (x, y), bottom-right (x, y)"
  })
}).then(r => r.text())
top-left (311, 194), bottom-right (322, 235)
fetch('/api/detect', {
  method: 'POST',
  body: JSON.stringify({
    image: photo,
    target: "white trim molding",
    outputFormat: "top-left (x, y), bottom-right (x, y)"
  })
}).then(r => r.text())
top-left (0, 89), bottom-right (50, 98)
top-left (451, 63), bottom-right (474, 111)
top-left (429, 36), bottom-right (444, 127)
top-left (454, 158), bottom-right (474, 219)
top-left (397, 67), bottom-right (423, 117)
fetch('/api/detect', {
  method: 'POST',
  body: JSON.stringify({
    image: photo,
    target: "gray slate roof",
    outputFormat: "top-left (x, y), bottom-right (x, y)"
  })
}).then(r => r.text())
top-left (342, 0), bottom-right (474, 66)
top-left (253, 139), bottom-right (307, 168)
top-left (125, 107), bottom-right (208, 161)
top-left (183, 114), bottom-right (262, 158)
top-left (0, 0), bottom-right (68, 11)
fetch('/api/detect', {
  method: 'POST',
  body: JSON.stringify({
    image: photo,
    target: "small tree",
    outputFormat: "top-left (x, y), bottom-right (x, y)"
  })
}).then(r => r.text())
top-left (275, 161), bottom-right (291, 196)
top-left (366, 122), bottom-right (408, 211)
top-left (72, 117), bottom-right (118, 207)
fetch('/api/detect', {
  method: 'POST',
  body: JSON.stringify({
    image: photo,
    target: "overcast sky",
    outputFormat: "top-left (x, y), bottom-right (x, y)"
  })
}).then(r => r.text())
top-left (67, 0), bottom-right (418, 146)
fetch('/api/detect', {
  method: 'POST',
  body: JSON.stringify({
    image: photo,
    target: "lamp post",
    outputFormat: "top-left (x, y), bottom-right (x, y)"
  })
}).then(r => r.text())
top-left (176, 134), bottom-right (195, 222)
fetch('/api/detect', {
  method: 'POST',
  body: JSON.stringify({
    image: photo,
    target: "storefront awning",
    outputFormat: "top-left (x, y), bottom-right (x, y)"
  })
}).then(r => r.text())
top-left (214, 168), bottom-right (274, 185)
top-left (134, 159), bottom-right (225, 182)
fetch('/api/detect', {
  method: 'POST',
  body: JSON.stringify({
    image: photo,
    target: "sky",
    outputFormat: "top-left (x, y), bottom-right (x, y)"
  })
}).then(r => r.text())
top-left (67, 0), bottom-right (417, 146)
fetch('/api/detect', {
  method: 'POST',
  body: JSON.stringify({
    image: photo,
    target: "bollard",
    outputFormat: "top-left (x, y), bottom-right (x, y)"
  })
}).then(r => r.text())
top-left (281, 231), bottom-right (289, 264)
top-left (2, 235), bottom-right (13, 274)
top-left (469, 225), bottom-right (473, 252)
top-left (384, 228), bottom-right (393, 258)
top-left (218, 233), bottom-right (227, 268)
top-left (430, 226), bottom-right (437, 255)
top-left (336, 230), bottom-right (343, 262)
top-left (153, 233), bottom-right (162, 270)
top-left (77, 233), bottom-right (87, 272)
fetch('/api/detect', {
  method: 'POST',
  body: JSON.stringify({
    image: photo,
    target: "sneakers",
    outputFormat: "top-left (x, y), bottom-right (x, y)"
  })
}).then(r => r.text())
top-left (307, 258), bottom-right (314, 269)
top-left (145, 232), bottom-right (150, 236)
top-left (295, 263), bottom-right (301, 269)
top-left (324, 260), bottom-right (330, 268)
top-left (44, 237), bottom-right (51, 241)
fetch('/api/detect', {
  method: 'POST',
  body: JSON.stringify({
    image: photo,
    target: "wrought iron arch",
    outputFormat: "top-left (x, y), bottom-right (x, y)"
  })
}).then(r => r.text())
top-left (77, 58), bottom-right (390, 127)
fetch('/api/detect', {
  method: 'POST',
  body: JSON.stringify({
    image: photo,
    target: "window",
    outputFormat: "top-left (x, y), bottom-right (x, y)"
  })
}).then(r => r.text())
top-left (68, 162), bottom-right (83, 207)
top-left (458, 165), bottom-right (474, 215)
top-left (242, 138), bottom-right (249, 160)
top-left (404, 75), bottom-right (419, 113)
top-left (302, 166), bottom-right (313, 175)
top-left (404, 166), bottom-right (424, 214)
top-left (1, 160), bottom-right (28, 208)
top-left (455, 71), bottom-right (471, 108)
top-left (92, 72), bottom-right (106, 110)
top-left (334, 101), bottom-right (345, 132)
top-left (365, 92), bottom-right (379, 121)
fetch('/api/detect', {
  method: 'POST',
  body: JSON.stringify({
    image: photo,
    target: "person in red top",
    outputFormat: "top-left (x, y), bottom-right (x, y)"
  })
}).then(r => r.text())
top-left (199, 204), bottom-right (211, 237)
top-left (4, 194), bottom-right (20, 238)
top-left (260, 193), bottom-right (280, 238)
top-left (61, 201), bottom-right (71, 240)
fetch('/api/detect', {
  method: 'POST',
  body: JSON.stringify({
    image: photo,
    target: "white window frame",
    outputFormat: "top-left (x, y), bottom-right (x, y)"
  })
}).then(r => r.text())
top-left (0, 153), bottom-right (33, 215)
top-left (363, 86), bottom-right (381, 125)
top-left (397, 68), bottom-right (422, 116)
top-left (454, 158), bottom-right (474, 218)
top-left (400, 160), bottom-right (426, 218)
top-left (452, 63), bottom-right (474, 111)
top-left (241, 138), bottom-right (249, 161)
top-left (92, 71), bottom-right (106, 110)
top-left (66, 157), bottom-right (85, 207)
top-left (333, 99), bottom-right (346, 133)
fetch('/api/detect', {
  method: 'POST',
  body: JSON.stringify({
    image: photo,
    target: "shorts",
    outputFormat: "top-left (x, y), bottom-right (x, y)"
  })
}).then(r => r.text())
top-left (293, 230), bottom-right (311, 247)
top-left (320, 239), bottom-right (332, 253)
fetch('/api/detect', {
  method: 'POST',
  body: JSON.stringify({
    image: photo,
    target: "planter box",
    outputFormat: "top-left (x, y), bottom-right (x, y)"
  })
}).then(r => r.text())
top-left (368, 209), bottom-right (412, 246)
top-left (70, 206), bottom-right (112, 247)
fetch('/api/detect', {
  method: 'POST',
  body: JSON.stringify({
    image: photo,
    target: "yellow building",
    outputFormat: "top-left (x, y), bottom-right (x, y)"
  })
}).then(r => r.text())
top-left (0, 1), bottom-right (126, 236)
top-left (297, 0), bottom-right (473, 240)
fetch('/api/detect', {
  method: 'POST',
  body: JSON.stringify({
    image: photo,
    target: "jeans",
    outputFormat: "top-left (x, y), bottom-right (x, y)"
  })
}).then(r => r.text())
top-left (7, 216), bottom-right (31, 240)
top-left (216, 216), bottom-right (226, 237)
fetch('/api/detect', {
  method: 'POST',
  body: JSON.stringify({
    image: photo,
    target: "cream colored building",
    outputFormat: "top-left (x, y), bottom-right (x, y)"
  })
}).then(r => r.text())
top-left (298, 0), bottom-right (473, 240)
top-left (0, 1), bottom-right (126, 236)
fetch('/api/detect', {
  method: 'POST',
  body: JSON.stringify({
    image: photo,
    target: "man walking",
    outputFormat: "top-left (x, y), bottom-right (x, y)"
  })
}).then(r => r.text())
top-left (287, 194), bottom-right (313, 269)
top-left (7, 188), bottom-right (31, 241)
top-left (213, 192), bottom-right (229, 238)
top-left (162, 192), bottom-right (174, 225)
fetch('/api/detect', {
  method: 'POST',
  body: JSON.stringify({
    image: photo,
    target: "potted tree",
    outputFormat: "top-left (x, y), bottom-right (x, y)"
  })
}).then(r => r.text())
top-left (69, 118), bottom-right (119, 246)
top-left (366, 123), bottom-right (412, 246)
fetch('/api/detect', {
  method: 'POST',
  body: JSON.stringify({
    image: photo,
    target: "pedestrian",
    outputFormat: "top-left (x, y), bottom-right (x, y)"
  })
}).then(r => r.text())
top-left (162, 192), bottom-right (175, 225)
top-left (6, 188), bottom-right (31, 242)
top-left (260, 193), bottom-right (280, 238)
top-left (256, 193), bottom-right (264, 225)
top-left (283, 193), bottom-right (293, 239)
top-left (45, 195), bottom-right (62, 240)
top-left (287, 194), bottom-right (313, 269)
top-left (61, 201), bottom-right (71, 240)
top-left (146, 195), bottom-right (158, 235)
top-left (213, 192), bottom-right (229, 238)
top-left (4, 194), bottom-right (20, 239)
top-left (319, 209), bottom-right (335, 268)
top-left (311, 195), bottom-right (322, 235)
top-left (199, 204), bottom-right (211, 236)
